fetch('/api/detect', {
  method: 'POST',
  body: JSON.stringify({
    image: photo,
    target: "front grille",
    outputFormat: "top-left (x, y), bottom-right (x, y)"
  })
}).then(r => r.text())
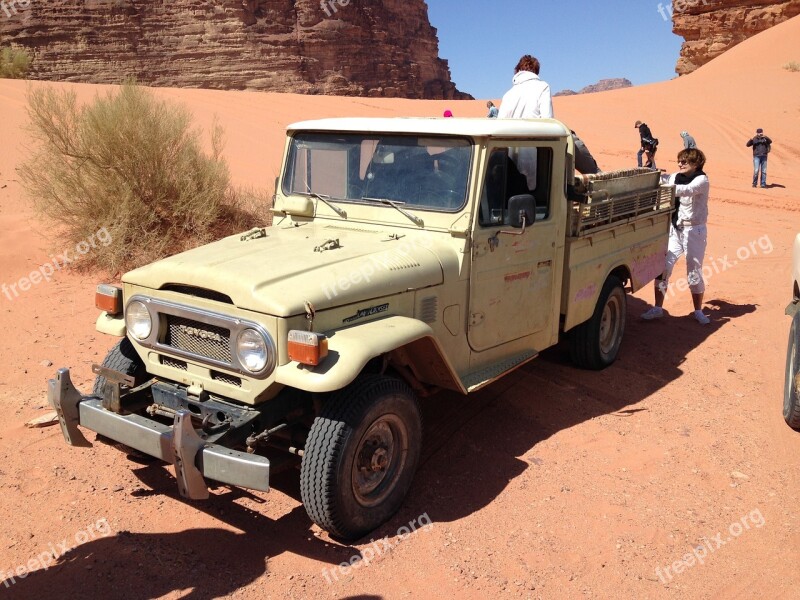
top-left (211, 370), bottom-right (242, 387)
top-left (164, 316), bottom-right (232, 363)
top-left (161, 356), bottom-right (188, 370)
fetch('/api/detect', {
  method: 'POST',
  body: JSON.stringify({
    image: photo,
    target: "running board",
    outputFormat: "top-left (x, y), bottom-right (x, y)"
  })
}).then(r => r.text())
top-left (462, 350), bottom-right (538, 392)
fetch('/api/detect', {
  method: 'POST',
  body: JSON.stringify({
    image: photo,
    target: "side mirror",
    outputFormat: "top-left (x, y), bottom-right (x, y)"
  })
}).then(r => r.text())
top-left (487, 193), bottom-right (537, 250)
top-left (507, 194), bottom-right (536, 228)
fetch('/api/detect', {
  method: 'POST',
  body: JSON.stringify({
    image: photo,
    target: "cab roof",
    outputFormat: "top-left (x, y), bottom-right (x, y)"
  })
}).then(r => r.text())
top-left (286, 117), bottom-right (572, 139)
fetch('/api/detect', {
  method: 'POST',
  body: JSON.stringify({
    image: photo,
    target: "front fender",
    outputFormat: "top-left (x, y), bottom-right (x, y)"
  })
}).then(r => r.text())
top-left (274, 315), bottom-right (463, 393)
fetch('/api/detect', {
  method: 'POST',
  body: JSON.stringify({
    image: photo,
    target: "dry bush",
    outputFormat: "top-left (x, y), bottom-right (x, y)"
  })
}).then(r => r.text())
top-left (20, 83), bottom-right (270, 273)
top-left (0, 46), bottom-right (32, 79)
top-left (222, 185), bottom-right (275, 232)
top-left (784, 61), bottom-right (800, 72)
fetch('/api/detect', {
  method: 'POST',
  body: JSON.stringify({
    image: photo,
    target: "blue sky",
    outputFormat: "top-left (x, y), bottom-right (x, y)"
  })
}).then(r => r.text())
top-left (427, 0), bottom-right (684, 98)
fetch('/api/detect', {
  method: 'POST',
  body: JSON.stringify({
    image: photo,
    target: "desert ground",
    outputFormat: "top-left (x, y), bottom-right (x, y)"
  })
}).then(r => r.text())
top-left (1, 15), bottom-right (799, 600)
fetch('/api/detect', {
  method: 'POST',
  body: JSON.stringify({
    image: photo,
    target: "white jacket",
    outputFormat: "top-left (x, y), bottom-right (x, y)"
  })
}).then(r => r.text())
top-left (498, 71), bottom-right (554, 119)
top-left (663, 172), bottom-right (709, 225)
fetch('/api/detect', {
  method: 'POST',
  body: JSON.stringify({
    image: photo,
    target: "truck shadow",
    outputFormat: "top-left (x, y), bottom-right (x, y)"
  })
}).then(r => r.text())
top-left (2, 470), bottom-right (361, 599)
top-left (0, 528), bottom-right (268, 600)
top-left (407, 296), bottom-right (756, 525)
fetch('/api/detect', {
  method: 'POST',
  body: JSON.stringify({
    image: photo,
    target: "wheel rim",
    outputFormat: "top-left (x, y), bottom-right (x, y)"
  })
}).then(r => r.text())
top-left (352, 413), bottom-right (408, 508)
top-left (599, 290), bottom-right (624, 356)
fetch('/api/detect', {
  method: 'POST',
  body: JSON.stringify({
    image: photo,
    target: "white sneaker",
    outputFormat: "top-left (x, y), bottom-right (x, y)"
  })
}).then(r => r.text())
top-left (693, 310), bottom-right (710, 325)
top-left (641, 306), bottom-right (664, 320)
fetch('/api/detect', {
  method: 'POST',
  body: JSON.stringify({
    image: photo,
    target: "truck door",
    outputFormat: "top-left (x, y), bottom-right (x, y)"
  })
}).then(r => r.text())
top-left (468, 144), bottom-right (560, 351)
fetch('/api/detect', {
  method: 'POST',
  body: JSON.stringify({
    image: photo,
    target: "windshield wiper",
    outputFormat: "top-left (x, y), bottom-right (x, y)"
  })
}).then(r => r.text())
top-left (362, 197), bottom-right (423, 227)
top-left (308, 192), bottom-right (347, 219)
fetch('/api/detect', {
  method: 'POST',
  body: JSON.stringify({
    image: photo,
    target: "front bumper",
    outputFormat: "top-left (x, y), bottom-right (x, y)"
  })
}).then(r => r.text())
top-left (47, 368), bottom-right (270, 499)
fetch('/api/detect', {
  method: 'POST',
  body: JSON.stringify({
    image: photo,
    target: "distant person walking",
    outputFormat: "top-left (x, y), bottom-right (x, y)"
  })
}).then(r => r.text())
top-left (680, 131), bottom-right (697, 149)
top-left (498, 55), bottom-right (553, 119)
top-left (486, 101), bottom-right (499, 118)
top-left (746, 128), bottom-right (772, 188)
top-left (641, 148), bottom-right (711, 325)
top-left (634, 120), bottom-right (658, 169)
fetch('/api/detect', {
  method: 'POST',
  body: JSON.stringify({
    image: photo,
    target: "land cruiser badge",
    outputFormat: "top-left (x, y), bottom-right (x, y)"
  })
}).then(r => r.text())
top-left (343, 303), bottom-right (389, 324)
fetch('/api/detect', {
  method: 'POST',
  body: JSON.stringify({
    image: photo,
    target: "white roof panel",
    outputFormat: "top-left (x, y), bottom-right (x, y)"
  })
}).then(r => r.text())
top-left (286, 117), bottom-right (571, 139)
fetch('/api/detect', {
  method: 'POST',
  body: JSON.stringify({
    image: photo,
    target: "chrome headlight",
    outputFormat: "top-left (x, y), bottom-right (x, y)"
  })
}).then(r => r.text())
top-left (236, 328), bottom-right (270, 373)
top-left (125, 300), bottom-right (152, 340)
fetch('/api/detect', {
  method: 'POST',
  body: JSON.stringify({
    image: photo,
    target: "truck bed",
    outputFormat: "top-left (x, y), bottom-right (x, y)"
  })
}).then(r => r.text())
top-left (560, 168), bottom-right (673, 331)
top-left (569, 168), bottom-right (673, 237)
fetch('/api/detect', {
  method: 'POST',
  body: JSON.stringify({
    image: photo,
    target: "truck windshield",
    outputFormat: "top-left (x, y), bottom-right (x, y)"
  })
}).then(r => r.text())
top-left (282, 133), bottom-right (472, 212)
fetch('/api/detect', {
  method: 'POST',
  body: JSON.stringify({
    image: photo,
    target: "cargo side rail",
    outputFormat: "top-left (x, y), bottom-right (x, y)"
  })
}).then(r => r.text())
top-left (569, 185), bottom-right (674, 238)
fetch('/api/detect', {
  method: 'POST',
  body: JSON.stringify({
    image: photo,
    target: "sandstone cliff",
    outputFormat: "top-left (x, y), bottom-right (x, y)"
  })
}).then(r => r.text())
top-left (0, 0), bottom-right (469, 99)
top-left (554, 78), bottom-right (633, 97)
top-left (673, 0), bottom-right (800, 75)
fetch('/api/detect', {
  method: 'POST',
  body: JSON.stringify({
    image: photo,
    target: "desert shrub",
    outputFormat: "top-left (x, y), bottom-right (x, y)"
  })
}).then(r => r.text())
top-left (0, 46), bottom-right (32, 79)
top-left (222, 185), bottom-right (275, 232)
top-left (20, 83), bottom-right (269, 273)
top-left (784, 61), bottom-right (800, 72)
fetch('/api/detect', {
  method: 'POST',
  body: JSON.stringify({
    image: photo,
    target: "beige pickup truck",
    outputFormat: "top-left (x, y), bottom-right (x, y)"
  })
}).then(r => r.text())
top-left (49, 118), bottom-right (672, 539)
top-left (785, 233), bottom-right (800, 430)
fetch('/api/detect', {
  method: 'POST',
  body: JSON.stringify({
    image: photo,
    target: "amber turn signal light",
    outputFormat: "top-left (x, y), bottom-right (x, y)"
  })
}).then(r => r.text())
top-left (96, 284), bottom-right (123, 315)
top-left (287, 330), bottom-right (328, 366)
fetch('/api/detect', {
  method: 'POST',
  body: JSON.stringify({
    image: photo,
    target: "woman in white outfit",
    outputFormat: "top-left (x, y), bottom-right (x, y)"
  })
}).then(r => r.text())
top-left (641, 147), bottom-right (710, 324)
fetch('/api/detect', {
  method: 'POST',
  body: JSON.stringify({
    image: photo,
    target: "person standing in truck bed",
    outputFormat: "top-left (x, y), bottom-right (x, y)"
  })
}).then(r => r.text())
top-left (498, 55), bottom-right (553, 119)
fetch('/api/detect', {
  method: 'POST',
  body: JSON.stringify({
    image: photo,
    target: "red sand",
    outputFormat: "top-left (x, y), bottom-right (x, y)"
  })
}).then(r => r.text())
top-left (0, 15), bottom-right (799, 599)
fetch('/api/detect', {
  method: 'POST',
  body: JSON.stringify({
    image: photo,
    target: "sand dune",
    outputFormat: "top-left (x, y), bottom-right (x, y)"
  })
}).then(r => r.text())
top-left (3, 16), bottom-right (799, 201)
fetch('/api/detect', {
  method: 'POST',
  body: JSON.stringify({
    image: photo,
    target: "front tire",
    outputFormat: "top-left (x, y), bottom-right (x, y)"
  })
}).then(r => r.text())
top-left (92, 337), bottom-right (147, 396)
top-left (300, 375), bottom-right (422, 540)
top-left (784, 310), bottom-right (800, 430)
top-left (570, 275), bottom-right (627, 370)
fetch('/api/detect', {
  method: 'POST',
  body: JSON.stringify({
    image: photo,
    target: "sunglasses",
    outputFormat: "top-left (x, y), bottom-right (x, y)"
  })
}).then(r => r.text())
top-left (677, 160), bottom-right (691, 165)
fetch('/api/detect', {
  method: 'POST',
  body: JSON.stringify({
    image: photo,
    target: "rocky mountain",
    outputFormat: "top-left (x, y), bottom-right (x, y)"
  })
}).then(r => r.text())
top-left (0, 0), bottom-right (470, 99)
top-left (673, 0), bottom-right (800, 75)
top-left (554, 78), bottom-right (632, 97)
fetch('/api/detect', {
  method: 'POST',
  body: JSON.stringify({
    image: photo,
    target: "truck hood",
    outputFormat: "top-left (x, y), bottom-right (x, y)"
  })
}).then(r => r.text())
top-left (123, 223), bottom-right (445, 316)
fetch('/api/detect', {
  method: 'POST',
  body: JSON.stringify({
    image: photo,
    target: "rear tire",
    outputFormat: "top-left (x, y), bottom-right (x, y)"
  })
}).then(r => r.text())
top-left (784, 310), bottom-right (800, 430)
top-left (570, 275), bottom-right (627, 370)
top-left (92, 337), bottom-right (147, 396)
top-left (300, 375), bottom-right (422, 540)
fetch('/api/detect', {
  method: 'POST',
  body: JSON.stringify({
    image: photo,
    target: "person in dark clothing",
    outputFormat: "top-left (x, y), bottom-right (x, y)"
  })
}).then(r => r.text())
top-left (746, 128), bottom-right (772, 188)
top-left (571, 130), bottom-right (601, 174)
top-left (634, 120), bottom-right (658, 169)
